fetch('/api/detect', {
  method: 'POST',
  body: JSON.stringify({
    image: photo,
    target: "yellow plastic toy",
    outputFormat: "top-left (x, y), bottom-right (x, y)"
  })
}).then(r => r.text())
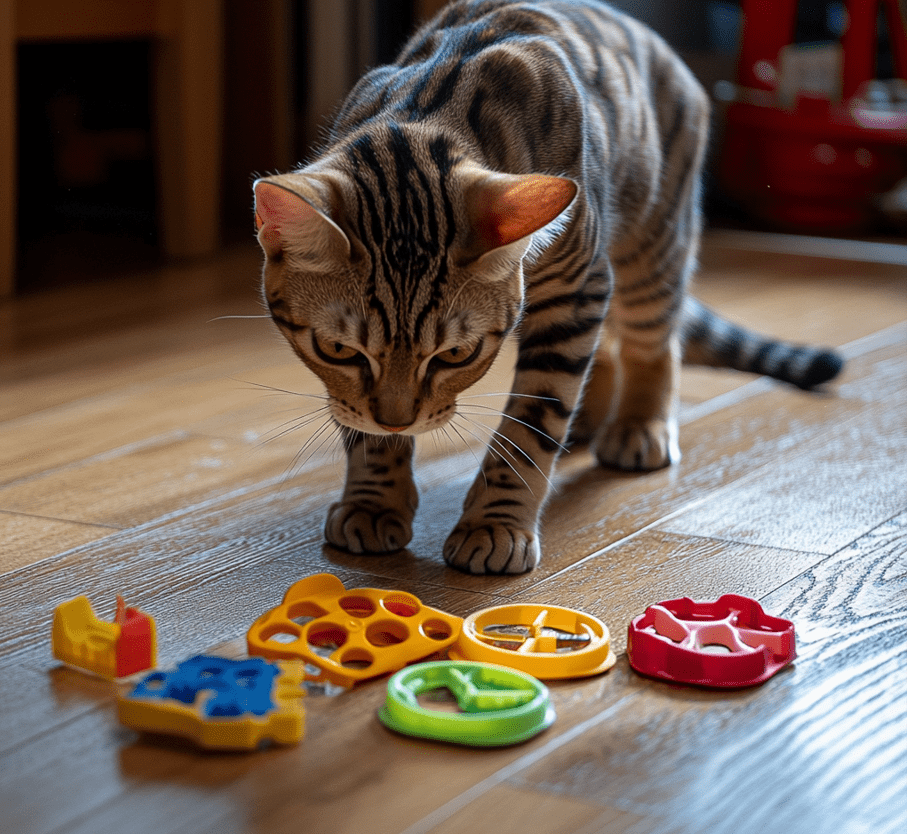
top-left (52, 595), bottom-right (157, 679)
top-left (247, 573), bottom-right (463, 688)
top-left (117, 655), bottom-right (305, 750)
top-left (448, 604), bottom-right (616, 679)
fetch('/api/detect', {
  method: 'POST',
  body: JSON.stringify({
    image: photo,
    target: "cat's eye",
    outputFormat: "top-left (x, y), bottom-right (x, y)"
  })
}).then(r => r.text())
top-left (431, 340), bottom-right (483, 369)
top-left (312, 333), bottom-right (363, 365)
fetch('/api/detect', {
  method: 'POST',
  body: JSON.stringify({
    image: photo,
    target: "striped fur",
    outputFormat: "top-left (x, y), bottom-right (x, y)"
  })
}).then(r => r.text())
top-left (253, 0), bottom-right (844, 574)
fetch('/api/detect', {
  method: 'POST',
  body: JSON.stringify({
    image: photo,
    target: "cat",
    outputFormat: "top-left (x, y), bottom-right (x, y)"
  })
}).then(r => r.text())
top-left (252, 0), bottom-right (843, 575)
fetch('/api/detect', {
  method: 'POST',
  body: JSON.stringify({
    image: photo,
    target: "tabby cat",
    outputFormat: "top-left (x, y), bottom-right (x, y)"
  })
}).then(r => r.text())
top-left (253, 0), bottom-right (843, 574)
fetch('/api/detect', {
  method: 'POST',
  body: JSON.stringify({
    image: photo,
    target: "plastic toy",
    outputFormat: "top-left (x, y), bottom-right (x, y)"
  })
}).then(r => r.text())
top-left (627, 594), bottom-right (796, 688)
top-left (378, 660), bottom-right (555, 746)
top-left (52, 595), bottom-right (156, 679)
top-left (117, 655), bottom-right (305, 750)
top-left (721, 0), bottom-right (907, 231)
top-left (448, 603), bottom-right (616, 679)
top-left (246, 573), bottom-right (463, 688)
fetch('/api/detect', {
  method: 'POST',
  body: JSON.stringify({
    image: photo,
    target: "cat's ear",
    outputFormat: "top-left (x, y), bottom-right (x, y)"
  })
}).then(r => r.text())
top-left (253, 178), bottom-right (350, 259)
top-left (464, 172), bottom-right (577, 263)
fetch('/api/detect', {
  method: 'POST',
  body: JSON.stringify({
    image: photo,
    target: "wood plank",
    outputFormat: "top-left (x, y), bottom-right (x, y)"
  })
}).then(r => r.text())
top-left (660, 401), bottom-right (906, 554)
top-left (696, 242), bottom-right (907, 344)
top-left (1, 245), bottom-right (260, 359)
top-left (381, 335), bottom-right (906, 598)
top-left (505, 514), bottom-right (907, 834)
top-left (413, 784), bottom-right (628, 834)
top-left (0, 511), bottom-right (115, 573)
top-left (0, 432), bottom-right (338, 527)
top-left (0, 362), bottom-right (304, 485)
top-left (0, 678), bottom-right (617, 834)
top-left (0, 325), bottom-right (284, 425)
top-left (3, 329), bottom-right (892, 608)
top-left (0, 246), bottom-right (269, 422)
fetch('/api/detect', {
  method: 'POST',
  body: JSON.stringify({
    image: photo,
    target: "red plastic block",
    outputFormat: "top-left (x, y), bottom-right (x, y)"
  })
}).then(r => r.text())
top-left (52, 595), bottom-right (157, 680)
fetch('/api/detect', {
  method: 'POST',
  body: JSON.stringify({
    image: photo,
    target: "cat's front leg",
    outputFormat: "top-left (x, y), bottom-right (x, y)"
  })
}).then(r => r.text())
top-left (325, 430), bottom-right (418, 554)
top-left (443, 378), bottom-right (579, 573)
top-left (444, 335), bottom-right (600, 574)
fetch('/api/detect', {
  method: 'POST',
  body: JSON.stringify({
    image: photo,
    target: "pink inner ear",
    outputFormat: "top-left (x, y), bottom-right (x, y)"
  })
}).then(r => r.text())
top-left (476, 174), bottom-right (577, 252)
top-left (254, 181), bottom-right (307, 230)
top-left (254, 180), bottom-right (314, 255)
top-left (253, 179), bottom-right (350, 258)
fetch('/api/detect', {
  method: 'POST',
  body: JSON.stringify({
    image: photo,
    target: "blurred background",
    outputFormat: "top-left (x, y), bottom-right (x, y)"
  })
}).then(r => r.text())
top-left (1, 0), bottom-right (904, 297)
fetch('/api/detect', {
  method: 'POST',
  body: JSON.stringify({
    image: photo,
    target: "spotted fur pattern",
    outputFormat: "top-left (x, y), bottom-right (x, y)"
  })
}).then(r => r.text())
top-left (253, 0), bottom-right (843, 574)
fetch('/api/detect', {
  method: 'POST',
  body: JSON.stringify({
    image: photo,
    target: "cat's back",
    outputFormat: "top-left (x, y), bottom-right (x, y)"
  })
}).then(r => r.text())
top-left (327, 0), bottom-right (707, 229)
top-left (332, 0), bottom-right (672, 139)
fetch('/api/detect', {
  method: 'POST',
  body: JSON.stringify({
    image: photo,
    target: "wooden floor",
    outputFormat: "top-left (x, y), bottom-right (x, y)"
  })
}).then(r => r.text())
top-left (1, 231), bottom-right (905, 834)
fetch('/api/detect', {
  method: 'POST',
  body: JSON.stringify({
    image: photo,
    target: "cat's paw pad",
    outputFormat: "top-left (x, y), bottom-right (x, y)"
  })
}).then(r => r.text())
top-left (325, 502), bottom-right (413, 554)
top-left (443, 521), bottom-right (540, 574)
top-left (595, 418), bottom-right (678, 471)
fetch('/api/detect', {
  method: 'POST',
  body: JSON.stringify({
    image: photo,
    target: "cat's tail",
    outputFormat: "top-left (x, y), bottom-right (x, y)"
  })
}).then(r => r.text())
top-left (680, 297), bottom-right (844, 389)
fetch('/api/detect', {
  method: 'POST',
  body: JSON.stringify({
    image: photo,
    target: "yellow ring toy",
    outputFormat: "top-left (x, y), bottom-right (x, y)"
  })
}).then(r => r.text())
top-left (448, 604), bottom-right (616, 679)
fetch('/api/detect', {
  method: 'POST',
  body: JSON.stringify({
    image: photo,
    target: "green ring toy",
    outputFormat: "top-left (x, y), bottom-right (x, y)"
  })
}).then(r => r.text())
top-left (378, 660), bottom-right (555, 746)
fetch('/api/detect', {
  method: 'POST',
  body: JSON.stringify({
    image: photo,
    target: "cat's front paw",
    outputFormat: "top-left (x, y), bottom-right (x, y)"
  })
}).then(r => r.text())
top-left (594, 418), bottom-right (679, 471)
top-left (325, 501), bottom-right (414, 554)
top-left (443, 520), bottom-right (540, 574)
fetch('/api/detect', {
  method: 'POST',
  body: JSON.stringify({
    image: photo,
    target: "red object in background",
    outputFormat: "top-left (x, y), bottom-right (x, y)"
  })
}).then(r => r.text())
top-left (721, 0), bottom-right (907, 232)
top-left (627, 594), bottom-right (796, 688)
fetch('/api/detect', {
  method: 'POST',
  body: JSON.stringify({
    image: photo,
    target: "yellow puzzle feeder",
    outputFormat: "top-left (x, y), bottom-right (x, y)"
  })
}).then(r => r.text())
top-left (449, 603), bottom-right (616, 679)
top-left (247, 573), bottom-right (463, 688)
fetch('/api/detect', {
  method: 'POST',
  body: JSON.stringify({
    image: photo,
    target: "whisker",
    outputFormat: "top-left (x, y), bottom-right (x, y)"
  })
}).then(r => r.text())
top-left (303, 422), bottom-right (343, 470)
top-left (440, 423), bottom-right (489, 491)
top-left (260, 407), bottom-right (333, 445)
top-left (229, 377), bottom-right (329, 401)
top-left (460, 392), bottom-right (560, 402)
top-left (457, 405), bottom-right (570, 454)
top-left (282, 419), bottom-right (330, 480)
top-left (283, 417), bottom-right (337, 481)
top-left (445, 419), bottom-right (487, 477)
top-left (480, 425), bottom-right (552, 485)
top-left (456, 413), bottom-right (554, 489)
top-left (304, 422), bottom-right (345, 476)
top-left (208, 315), bottom-right (272, 322)
top-left (453, 415), bottom-right (538, 495)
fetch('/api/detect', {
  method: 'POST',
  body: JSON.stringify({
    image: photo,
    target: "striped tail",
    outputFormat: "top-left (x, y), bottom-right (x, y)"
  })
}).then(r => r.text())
top-left (680, 297), bottom-right (845, 389)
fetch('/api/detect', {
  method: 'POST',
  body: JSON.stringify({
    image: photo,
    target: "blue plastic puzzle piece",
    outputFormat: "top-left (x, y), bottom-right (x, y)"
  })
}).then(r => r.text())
top-left (119, 655), bottom-right (306, 749)
top-left (131, 655), bottom-right (280, 719)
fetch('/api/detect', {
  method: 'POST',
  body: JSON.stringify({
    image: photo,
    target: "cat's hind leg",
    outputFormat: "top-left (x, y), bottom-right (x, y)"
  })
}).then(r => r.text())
top-left (325, 430), bottom-right (419, 553)
top-left (594, 206), bottom-right (698, 471)
top-left (591, 328), bottom-right (681, 470)
top-left (594, 62), bottom-right (708, 472)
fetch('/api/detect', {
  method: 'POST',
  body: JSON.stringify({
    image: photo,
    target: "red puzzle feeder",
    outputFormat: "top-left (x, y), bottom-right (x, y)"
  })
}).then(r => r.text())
top-left (721, 0), bottom-right (907, 231)
top-left (627, 594), bottom-right (796, 688)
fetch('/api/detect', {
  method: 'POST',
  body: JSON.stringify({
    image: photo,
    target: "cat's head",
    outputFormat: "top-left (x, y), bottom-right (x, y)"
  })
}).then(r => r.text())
top-left (253, 134), bottom-right (575, 436)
